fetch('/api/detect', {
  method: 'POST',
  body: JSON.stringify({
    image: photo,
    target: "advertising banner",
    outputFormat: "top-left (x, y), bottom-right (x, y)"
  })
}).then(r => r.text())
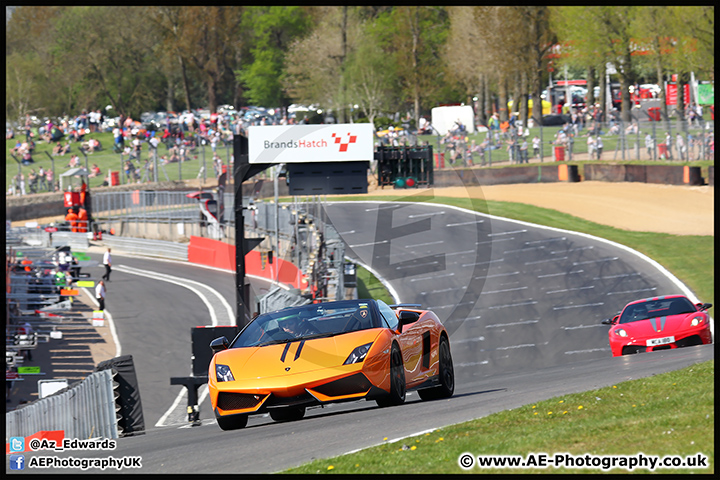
top-left (248, 123), bottom-right (374, 164)
top-left (697, 84), bottom-right (714, 105)
top-left (665, 83), bottom-right (690, 106)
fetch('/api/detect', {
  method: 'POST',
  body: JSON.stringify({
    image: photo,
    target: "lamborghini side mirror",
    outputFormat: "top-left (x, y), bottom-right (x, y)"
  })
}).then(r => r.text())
top-left (399, 310), bottom-right (420, 326)
top-left (210, 336), bottom-right (229, 353)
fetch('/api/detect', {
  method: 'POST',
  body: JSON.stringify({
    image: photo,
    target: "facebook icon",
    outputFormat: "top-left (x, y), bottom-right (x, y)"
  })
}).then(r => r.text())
top-left (10, 454), bottom-right (25, 470)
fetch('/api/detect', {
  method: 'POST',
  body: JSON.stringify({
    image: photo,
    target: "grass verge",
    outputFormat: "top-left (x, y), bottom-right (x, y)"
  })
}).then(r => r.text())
top-left (285, 360), bottom-right (713, 474)
top-left (355, 265), bottom-right (395, 305)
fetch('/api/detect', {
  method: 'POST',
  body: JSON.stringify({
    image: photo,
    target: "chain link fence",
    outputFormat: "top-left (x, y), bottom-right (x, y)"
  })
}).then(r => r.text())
top-left (390, 116), bottom-right (713, 167)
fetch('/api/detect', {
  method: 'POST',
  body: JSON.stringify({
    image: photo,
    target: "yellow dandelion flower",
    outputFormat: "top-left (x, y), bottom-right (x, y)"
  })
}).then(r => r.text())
top-left (327, 465), bottom-right (334, 470)
top-left (563, 411), bottom-right (568, 415)
top-left (578, 405), bottom-right (584, 410)
top-left (383, 437), bottom-right (388, 441)
top-left (548, 411), bottom-right (553, 415)
top-left (559, 400), bottom-right (564, 403)
top-left (613, 385), bottom-right (617, 388)
top-left (534, 412), bottom-right (538, 415)
top-left (411, 446), bottom-right (417, 451)
top-left (532, 405), bottom-right (536, 409)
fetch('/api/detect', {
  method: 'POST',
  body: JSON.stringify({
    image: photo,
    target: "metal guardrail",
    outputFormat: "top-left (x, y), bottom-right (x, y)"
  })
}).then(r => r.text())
top-left (6, 369), bottom-right (119, 440)
top-left (101, 236), bottom-right (188, 261)
top-left (51, 231), bottom-right (90, 250)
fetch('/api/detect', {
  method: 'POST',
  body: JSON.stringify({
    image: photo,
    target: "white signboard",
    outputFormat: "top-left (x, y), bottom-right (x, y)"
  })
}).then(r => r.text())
top-left (431, 105), bottom-right (476, 136)
top-left (248, 124), bottom-right (374, 164)
top-left (38, 378), bottom-right (69, 399)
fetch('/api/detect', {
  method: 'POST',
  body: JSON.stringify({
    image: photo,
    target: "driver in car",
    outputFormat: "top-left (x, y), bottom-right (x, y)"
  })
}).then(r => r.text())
top-left (281, 315), bottom-right (318, 338)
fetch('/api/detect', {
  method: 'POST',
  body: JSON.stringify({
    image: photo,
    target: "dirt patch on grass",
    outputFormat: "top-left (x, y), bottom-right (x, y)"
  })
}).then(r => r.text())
top-left (366, 181), bottom-right (714, 236)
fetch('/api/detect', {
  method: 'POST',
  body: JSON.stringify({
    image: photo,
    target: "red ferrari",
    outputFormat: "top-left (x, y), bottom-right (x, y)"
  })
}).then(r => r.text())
top-left (602, 295), bottom-right (713, 357)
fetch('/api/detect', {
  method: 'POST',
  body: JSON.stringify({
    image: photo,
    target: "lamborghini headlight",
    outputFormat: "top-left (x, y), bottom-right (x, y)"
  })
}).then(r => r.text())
top-left (216, 364), bottom-right (235, 382)
top-left (614, 328), bottom-right (628, 337)
top-left (690, 316), bottom-right (704, 327)
top-left (343, 343), bottom-right (373, 365)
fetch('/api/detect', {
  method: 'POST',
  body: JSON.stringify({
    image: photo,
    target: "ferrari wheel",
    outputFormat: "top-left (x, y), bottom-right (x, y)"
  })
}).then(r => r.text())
top-left (376, 343), bottom-right (406, 407)
top-left (269, 406), bottom-right (306, 422)
top-left (419, 335), bottom-right (454, 400)
top-left (216, 413), bottom-right (248, 431)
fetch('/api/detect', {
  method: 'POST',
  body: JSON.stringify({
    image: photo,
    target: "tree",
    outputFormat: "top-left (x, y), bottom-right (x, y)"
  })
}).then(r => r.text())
top-left (50, 7), bottom-right (164, 118)
top-left (5, 6), bottom-right (69, 121)
top-left (148, 6), bottom-right (195, 112)
top-left (661, 6), bottom-right (715, 132)
top-left (445, 7), bottom-right (488, 125)
top-left (516, 7), bottom-right (556, 126)
top-left (345, 23), bottom-right (398, 126)
top-left (236, 6), bottom-right (313, 108)
top-left (553, 7), bottom-right (640, 123)
top-left (375, 7), bottom-right (450, 127)
top-left (283, 7), bottom-right (364, 120)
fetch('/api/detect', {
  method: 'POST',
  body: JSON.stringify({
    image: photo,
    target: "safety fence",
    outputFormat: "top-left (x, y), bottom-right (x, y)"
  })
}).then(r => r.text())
top-left (417, 117), bottom-right (714, 168)
top-left (6, 369), bottom-right (119, 440)
top-left (102, 236), bottom-right (188, 262)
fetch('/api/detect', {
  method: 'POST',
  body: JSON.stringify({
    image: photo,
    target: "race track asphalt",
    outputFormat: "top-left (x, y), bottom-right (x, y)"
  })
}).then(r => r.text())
top-left (9, 199), bottom-right (713, 474)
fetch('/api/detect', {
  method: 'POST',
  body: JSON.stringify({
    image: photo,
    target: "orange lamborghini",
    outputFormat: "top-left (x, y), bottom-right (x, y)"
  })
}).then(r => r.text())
top-left (208, 299), bottom-right (454, 430)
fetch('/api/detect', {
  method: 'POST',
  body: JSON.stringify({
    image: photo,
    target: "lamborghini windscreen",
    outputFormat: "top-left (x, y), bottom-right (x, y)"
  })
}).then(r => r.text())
top-left (231, 300), bottom-right (381, 348)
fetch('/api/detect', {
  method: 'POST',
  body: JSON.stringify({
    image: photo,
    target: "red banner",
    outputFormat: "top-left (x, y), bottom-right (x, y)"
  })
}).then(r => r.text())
top-left (665, 83), bottom-right (690, 106)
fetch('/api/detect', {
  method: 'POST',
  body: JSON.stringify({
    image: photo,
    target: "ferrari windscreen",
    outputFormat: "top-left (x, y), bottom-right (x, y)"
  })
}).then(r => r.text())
top-left (619, 297), bottom-right (697, 324)
top-left (231, 300), bottom-right (382, 348)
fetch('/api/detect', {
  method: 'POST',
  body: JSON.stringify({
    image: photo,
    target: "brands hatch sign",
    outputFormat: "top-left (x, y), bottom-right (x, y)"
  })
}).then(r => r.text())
top-left (248, 123), bottom-right (374, 164)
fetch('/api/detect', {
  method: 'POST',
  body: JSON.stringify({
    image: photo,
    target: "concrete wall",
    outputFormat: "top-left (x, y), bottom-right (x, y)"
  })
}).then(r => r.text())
top-left (433, 164), bottom-right (580, 187)
top-left (584, 164), bottom-right (704, 185)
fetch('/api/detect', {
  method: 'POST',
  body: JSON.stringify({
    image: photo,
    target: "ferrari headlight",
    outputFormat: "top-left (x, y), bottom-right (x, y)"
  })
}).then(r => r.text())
top-left (343, 343), bottom-right (373, 365)
top-left (614, 328), bottom-right (628, 337)
top-left (216, 364), bottom-right (235, 382)
top-left (690, 316), bottom-right (704, 327)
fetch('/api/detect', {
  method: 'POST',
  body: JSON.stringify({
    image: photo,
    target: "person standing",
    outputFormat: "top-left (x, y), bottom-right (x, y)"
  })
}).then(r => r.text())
top-left (675, 133), bottom-right (685, 161)
top-left (65, 208), bottom-right (78, 232)
top-left (95, 280), bottom-right (106, 311)
top-left (102, 248), bottom-right (112, 282)
top-left (645, 133), bottom-right (654, 159)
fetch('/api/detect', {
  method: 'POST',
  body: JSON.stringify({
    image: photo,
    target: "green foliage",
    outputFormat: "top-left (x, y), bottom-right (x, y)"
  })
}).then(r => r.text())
top-left (4, 6), bottom-right (714, 126)
top-left (355, 266), bottom-right (394, 304)
top-left (238, 6), bottom-right (313, 107)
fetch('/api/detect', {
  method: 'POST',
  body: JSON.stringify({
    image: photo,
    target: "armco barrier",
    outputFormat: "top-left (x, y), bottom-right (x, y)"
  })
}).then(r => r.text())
top-left (102, 236), bottom-right (188, 261)
top-left (6, 369), bottom-right (118, 440)
top-left (188, 236), bottom-right (302, 288)
top-left (585, 164), bottom-right (703, 185)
